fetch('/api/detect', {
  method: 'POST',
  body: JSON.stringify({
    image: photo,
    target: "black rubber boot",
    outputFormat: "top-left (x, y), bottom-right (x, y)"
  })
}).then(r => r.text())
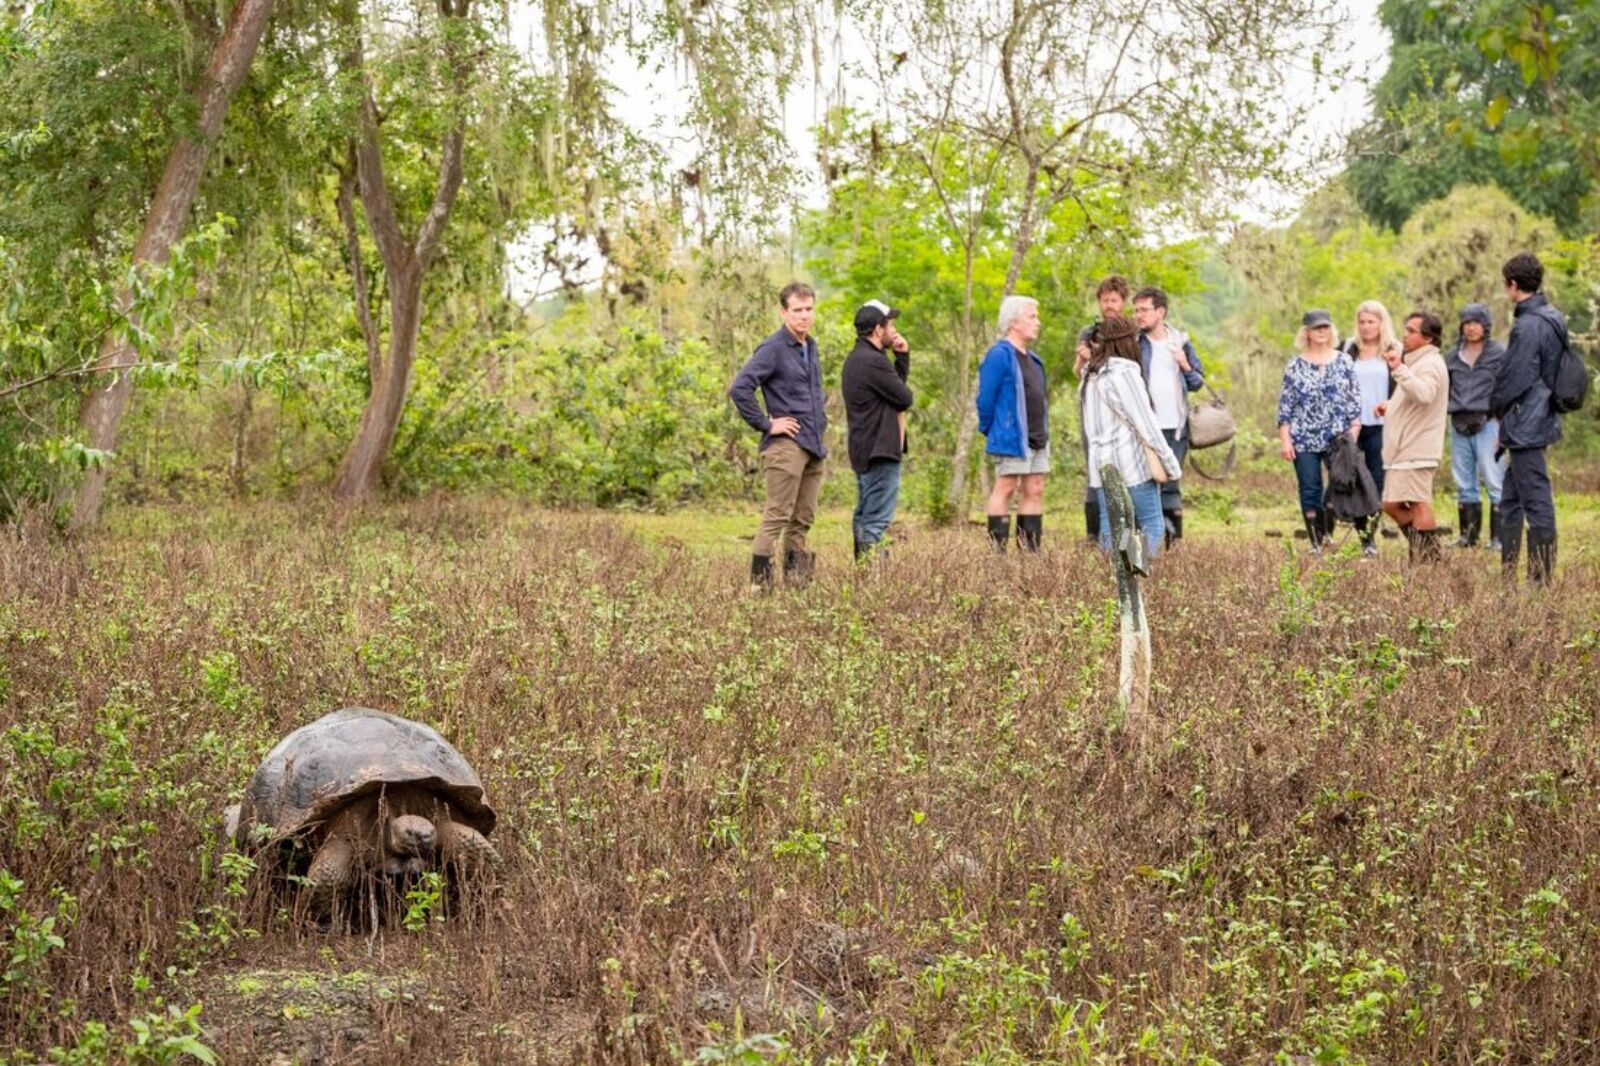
top-left (1016, 514), bottom-right (1042, 552)
top-left (1455, 502), bottom-right (1481, 548)
top-left (1487, 504), bottom-right (1503, 551)
top-left (988, 515), bottom-right (1011, 553)
top-left (750, 554), bottom-right (773, 589)
top-left (1163, 509), bottom-right (1183, 550)
top-left (853, 537), bottom-right (864, 562)
top-left (1413, 528), bottom-right (1442, 564)
top-left (1501, 519), bottom-right (1522, 579)
top-left (1303, 511), bottom-right (1326, 553)
top-left (1527, 529), bottom-right (1556, 587)
top-left (1084, 498), bottom-right (1100, 542)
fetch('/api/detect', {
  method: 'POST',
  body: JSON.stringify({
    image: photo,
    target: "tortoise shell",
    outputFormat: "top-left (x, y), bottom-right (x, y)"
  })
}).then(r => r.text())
top-left (233, 707), bottom-right (495, 844)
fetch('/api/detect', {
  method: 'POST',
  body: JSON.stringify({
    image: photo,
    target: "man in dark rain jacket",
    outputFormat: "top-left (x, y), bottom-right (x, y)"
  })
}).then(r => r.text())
top-left (1490, 253), bottom-right (1568, 586)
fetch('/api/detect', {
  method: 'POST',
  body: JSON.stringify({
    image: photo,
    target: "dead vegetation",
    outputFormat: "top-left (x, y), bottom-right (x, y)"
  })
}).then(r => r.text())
top-left (2, 498), bottom-right (1597, 1063)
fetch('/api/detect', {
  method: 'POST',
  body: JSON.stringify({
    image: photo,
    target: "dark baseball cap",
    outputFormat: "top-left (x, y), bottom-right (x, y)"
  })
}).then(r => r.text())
top-left (854, 299), bottom-right (901, 335)
top-left (1301, 308), bottom-right (1333, 328)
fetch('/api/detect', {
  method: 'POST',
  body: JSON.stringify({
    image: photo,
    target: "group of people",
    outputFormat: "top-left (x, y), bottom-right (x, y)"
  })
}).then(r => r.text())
top-left (1275, 252), bottom-right (1573, 584)
top-left (725, 252), bottom-right (1575, 588)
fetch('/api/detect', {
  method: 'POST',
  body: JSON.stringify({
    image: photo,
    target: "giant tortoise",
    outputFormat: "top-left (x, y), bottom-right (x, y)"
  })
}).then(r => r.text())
top-left (226, 707), bottom-right (502, 916)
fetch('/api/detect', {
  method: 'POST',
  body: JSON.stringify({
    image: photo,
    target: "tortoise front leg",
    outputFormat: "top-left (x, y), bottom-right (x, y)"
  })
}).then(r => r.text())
top-left (439, 823), bottom-right (503, 877)
top-left (306, 835), bottom-right (356, 920)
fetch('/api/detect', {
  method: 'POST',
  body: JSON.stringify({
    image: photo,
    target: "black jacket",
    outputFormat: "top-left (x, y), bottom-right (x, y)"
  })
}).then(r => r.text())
top-left (1446, 337), bottom-right (1506, 414)
top-left (1492, 294), bottom-right (1566, 450)
top-left (1325, 433), bottom-right (1380, 521)
top-left (841, 337), bottom-right (912, 473)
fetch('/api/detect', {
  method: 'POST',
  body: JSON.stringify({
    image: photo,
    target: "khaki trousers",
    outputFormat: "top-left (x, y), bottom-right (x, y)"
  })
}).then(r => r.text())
top-left (753, 438), bottom-right (825, 557)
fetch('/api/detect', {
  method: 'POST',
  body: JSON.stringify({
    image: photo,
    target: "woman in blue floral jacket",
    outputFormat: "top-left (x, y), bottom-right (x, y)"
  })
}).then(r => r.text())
top-left (1277, 309), bottom-right (1362, 551)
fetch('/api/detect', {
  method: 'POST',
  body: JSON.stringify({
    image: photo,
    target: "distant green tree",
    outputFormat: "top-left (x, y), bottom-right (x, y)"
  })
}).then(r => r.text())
top-left (1347, 0), bottom-right (1599, 232)
top-left (1400, 184), bottom-right (1558, 330)
top-left (803, 113), bottom-right (1201, 519)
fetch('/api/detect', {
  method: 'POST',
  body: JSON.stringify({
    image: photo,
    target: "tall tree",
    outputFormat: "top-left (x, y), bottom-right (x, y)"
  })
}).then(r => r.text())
top-left (851, 0), bottom-right (1345, 518)
top-left (1347, 0), bottom-right (1599, 232)
top-left (68, 0), bottom-right (276, 526)
top-left (330, 0), bottom-right (475, 501)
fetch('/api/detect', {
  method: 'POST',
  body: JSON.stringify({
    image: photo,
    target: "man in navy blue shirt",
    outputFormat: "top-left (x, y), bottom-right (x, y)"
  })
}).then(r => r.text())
top-left (729, 282), bottom-right (828, 588)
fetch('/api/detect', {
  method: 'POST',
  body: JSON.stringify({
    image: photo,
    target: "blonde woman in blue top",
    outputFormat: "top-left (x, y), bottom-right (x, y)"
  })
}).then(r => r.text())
top-left (1277, 310), bottom-right (1362, 552)
top-left (1343, 300), bottom-right (1400, 556)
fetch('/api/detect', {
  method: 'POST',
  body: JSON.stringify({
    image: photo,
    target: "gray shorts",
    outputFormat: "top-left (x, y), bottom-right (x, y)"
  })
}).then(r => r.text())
top-left (994, 442), bottom-right (1051, 477)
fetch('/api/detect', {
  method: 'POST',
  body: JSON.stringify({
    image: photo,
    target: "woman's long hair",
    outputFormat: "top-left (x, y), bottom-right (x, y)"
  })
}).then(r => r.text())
top-left (1346, 300), bottom-right (1397, 356)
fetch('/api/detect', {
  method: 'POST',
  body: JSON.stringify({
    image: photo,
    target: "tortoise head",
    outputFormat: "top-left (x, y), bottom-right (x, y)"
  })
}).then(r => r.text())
top-left (386, 814), bottom-right (437, 858)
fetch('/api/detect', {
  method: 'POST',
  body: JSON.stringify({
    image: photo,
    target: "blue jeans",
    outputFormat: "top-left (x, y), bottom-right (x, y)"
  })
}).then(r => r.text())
top-left (1097, 480), bottom-right (1166, 560)
top-left (1292, 449), bottom-right (1327, 516)
top-left (1451, 420), bottom-right (1504, 505)
top-left (853, 460), bottom-right (902, 549)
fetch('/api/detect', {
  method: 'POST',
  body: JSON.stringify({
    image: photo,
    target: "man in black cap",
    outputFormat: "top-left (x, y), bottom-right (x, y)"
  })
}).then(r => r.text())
top-left (841, 300), bottom-right (913, 559)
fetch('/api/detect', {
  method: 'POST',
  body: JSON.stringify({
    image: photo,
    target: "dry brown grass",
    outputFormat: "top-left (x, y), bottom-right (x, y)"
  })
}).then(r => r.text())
top-left (2, 498), bottom-right (1598, 1064)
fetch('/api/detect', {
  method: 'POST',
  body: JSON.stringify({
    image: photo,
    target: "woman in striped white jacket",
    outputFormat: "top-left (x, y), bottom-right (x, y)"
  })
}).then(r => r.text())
top-left (1079, 315), bottom-right (1183, 559)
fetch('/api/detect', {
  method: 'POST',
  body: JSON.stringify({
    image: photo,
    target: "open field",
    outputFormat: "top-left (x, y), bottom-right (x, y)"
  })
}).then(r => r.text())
top-left (3, 496), bottom-right (1599, 1064)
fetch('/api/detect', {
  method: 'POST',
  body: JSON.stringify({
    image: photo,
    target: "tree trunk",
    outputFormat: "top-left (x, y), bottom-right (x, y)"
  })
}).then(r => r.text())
top-left (329, 0), bottom-right (471, 502)
top-left (332, 264), bottom-right (423, 499)
top-left (69, 0), bottom-right (277, 528)
top-left (945, 247), bottom-right (980, 521)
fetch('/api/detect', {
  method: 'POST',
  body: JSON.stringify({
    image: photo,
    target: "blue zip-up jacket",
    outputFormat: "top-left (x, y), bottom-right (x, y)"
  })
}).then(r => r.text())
top-left (976, 338), bottom-right (1047, 458)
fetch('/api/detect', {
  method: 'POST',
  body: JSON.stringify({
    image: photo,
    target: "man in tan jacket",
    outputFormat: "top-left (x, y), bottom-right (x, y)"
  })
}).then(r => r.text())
top-left (1375, 311), bottom-right (1449, 562)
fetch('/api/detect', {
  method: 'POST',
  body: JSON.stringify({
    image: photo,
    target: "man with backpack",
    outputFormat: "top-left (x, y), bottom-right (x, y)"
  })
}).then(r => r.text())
top-left (1491, 252), bottom-right (1584, 586)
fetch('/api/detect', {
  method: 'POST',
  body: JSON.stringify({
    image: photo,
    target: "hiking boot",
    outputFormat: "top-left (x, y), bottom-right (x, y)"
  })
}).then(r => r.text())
top-left (750, 554), bottom-right (773, 591)
top-left (783, 548), bottom-right (815, 587)
top-left (1412, 528), bottom-right (1442, 564)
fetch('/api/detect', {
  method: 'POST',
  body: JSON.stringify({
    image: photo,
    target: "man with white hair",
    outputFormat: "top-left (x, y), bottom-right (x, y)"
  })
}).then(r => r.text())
top-left (976, 295), bottom-right (1049, 551)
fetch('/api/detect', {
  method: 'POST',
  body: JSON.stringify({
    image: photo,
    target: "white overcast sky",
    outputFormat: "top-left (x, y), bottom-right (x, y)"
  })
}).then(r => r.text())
top-left (504, 0), bottom-right (1386, 294)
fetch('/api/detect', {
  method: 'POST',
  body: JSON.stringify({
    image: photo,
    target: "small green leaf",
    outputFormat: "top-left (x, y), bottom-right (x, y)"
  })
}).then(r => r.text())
top-left (1485, 96), bottom-right (1509, 130)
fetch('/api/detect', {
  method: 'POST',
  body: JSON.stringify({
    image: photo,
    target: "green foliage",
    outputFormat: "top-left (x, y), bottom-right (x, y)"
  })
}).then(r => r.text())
top-left (402, 872), bottom-right (447, 933)
top-left (694, 1031), bottom-right (794, 1064)
top-left (1348, 0), bottom-right (1600, 232)
top-left (1400, 185), bottom-right (1559, 327)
